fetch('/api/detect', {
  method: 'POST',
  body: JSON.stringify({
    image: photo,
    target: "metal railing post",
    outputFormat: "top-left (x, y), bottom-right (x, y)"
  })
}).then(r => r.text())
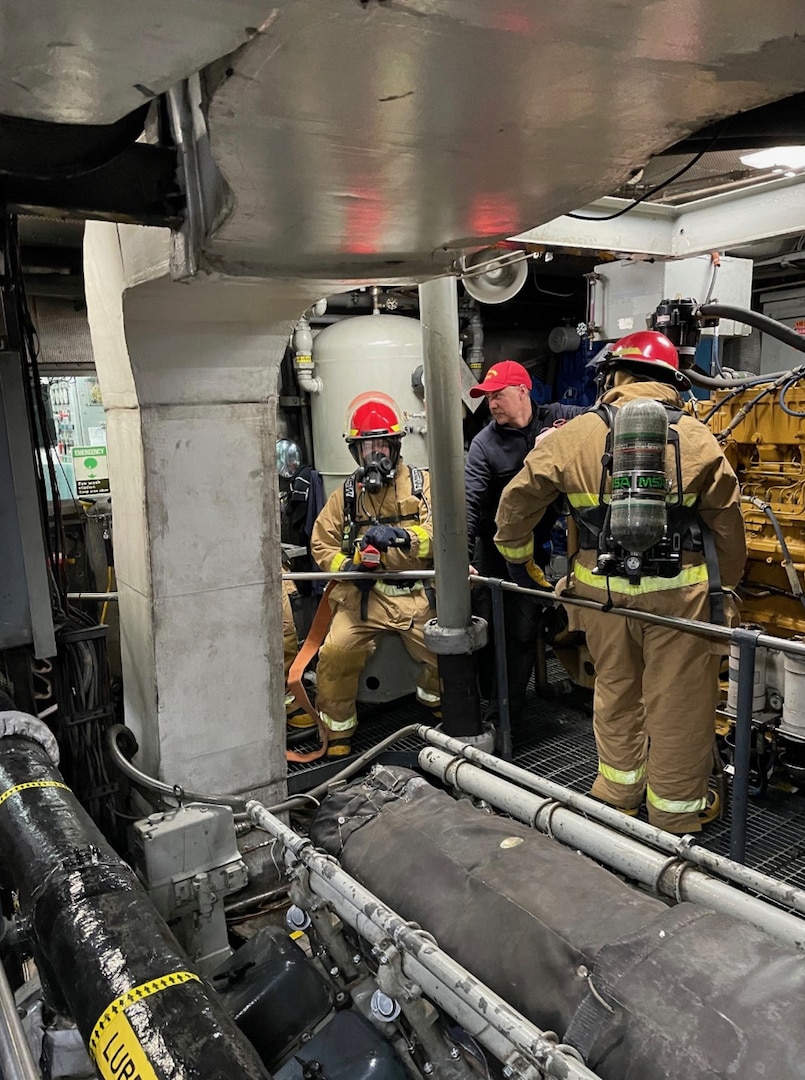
top-left (0, 957), bottom-right (39, 1080)
top-left (730, 627), bottom-right (763, 863)
top-left (489, 581), bottom-right (512, 761)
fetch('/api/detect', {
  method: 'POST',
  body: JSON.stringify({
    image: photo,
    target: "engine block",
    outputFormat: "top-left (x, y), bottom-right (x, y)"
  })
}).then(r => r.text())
top-left (706, 383), bottom-right (805, 636)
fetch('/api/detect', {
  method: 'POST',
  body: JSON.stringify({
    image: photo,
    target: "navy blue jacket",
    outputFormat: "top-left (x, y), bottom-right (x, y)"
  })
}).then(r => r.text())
top-left (466, 402), bottom-right (585, 573)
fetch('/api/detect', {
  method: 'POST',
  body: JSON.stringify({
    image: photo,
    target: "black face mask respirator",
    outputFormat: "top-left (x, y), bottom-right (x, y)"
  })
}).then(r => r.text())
top-left (357, 451), bottom-right (394, 494)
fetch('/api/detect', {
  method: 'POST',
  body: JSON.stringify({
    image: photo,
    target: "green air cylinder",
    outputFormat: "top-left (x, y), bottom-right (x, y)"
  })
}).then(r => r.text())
top-left (610, 398), bottom-right (668, 553)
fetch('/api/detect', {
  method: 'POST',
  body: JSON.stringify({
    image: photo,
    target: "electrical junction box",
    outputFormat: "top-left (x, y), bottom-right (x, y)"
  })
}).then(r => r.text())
top-left (591, 254), bottom-right (753, 341)
top-left (132, 802), bottom-right (248, 973)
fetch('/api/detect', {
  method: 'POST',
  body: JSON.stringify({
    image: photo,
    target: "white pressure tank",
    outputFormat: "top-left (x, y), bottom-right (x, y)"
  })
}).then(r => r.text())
top-left (310, 315), bottom-right (428, 496)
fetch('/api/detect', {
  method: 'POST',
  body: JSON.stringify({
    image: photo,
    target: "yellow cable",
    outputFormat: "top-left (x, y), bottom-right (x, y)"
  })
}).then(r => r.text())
top-left (100, 565), bottom-right (113, 625)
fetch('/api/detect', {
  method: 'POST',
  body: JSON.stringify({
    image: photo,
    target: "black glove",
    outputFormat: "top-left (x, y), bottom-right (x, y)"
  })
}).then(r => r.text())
top-left (362, 525), bottom-right (411, 552)
top-left (506, 559), bottom-right (553, 592)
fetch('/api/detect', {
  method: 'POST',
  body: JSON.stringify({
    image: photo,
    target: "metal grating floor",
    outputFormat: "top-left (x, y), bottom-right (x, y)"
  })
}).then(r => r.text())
top-left (288, 658), bottom-right (805, 889)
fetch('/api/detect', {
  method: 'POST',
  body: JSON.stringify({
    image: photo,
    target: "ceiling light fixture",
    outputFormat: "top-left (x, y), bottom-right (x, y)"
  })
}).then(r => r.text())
top-left (739, 146), bottom-right (805, 170)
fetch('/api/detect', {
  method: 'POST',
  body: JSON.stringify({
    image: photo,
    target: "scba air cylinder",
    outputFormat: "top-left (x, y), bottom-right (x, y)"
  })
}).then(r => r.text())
top-left (610, 398), bottom-right (668, 552)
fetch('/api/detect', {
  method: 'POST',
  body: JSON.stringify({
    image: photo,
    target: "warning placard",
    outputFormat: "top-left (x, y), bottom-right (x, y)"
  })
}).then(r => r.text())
top-left (72, 445), bottom-right (110, 496)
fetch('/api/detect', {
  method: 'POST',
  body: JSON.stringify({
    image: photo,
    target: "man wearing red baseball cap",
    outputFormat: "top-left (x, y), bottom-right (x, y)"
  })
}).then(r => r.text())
top-left (466, 360), bottom-right (585, 735)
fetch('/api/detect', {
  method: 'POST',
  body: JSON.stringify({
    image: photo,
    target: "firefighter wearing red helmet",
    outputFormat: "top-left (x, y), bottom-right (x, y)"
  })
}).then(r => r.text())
top-left (495, 331), bottom-right (747, 834)
top-left (309, 392), bottom-right (439, 756)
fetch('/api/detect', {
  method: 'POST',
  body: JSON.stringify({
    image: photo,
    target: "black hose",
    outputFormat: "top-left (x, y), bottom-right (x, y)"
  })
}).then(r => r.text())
top-left (712, 383), bottom-right (782, 441)
top-left (267, 723), bottom-right (422, 816)
top-left (779, 376), bottom-right (805, 418)
top-left (699, 303), bottom-right (805, 355)
top-left (0, 733), bottom-right (271, 1080)
top-left (697, 366), bottom-right (805, 423)
top-left (741, 497), bottom-right (805, 612)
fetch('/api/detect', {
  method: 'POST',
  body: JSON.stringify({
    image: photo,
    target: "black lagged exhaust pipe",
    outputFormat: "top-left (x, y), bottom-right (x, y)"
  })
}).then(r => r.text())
top-left (0, 716), bottom-right (271, 1080)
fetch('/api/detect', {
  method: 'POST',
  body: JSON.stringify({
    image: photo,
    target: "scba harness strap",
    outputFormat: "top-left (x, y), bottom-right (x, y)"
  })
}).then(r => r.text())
top-left (568, 403), bottom-right (725, 625)
top-left (341, 466), bottom-right (434, 619)
top-left (341, 466), bottom-right (425, 552)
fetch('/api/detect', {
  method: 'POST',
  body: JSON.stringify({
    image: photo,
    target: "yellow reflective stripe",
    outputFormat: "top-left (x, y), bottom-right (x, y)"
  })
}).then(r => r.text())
top-left (90, 971), bottom-right (201, 1080)
top-left (0, 780), bottom-right (70, 808)
top-left (496, 539), bottom-right (535, 561)
top-left (598, 761), bottom-right (647, 786)
top-left (319, 710), bottom-right (357, 733)
top-left (647, 785), bottom-right (706, 815)
top-left (331, 552), bottom-right (349, 572)
top-left (374, 580), bottom-right (423, 597)
top-left (573, 561), bottom-right (708, 596)
top-left (409, 525), bottom-right (430, 559)
top-left (569, 492), bottom-right (698, 507)
top-left (416, 687), bottom-right (440, 705)
top-left (568, 492), bottom-right (608, 508)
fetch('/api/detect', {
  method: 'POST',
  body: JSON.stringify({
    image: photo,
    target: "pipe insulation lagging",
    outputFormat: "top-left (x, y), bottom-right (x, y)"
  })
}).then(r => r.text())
top-left (310, 766), bottom-right (805, 1080)
top-left (419, 747), bottom-right (805, 952)
top-left (0, 734), bottom-right (272, 1080)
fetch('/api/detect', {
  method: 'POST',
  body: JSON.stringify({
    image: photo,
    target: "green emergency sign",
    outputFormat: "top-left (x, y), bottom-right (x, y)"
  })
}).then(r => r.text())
top-left (72, 445), bottom-right (111, 496)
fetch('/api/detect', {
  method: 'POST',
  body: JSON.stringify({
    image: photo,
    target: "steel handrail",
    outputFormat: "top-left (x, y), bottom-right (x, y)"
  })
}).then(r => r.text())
top-left (284, 568), bottom-right (805, 860)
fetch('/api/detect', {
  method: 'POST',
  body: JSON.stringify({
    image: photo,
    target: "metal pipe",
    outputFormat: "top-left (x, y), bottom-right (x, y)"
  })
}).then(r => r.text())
top-left (731, 628), bottom-right (762, 863)
top-left (0, 957), bottom-right (40, 1080)
top-left (417, 726), bottom-right (805, 919)
top-left (107, 725), bottom-right (248, 810)
top-left (246, 801), bottom-right (603, 1080)
top-left (419, 275), bottom-right (484, 739)
top-left (473, 575), bottom-right (805, 661)
top-left (66, 592), bottom-right (118, 601)
top-left (0, 733), bottom-right (270, 1080)
top-left (282, 570), bottom-right (805, 664)
top-left (283, 570), bottom-right (436, 581)
top-left (490, 585), bottom-right (512, 760)
top-left (654, 171), bottom-right (782, 204)
top-left (419, 748), bottom-right (805, 951)
top-left (418, 276), bottom-right (472, 631)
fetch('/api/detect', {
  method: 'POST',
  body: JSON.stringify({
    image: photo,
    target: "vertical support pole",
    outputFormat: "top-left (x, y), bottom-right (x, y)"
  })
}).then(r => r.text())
top-left (730, 627), bottom-right (762, 863)
top-left (0, 954), bottom-right (39, 1080)
top-left (490, 583), bottom-right (512, 761)
top-left (535, 617), bottom-right (549, 694)
top-left (418, 276), bottom-right (485, 740)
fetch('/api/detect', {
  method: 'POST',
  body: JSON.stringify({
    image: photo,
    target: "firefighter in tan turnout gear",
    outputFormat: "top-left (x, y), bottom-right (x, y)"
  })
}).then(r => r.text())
top-left (282, 570), bottom-right (315, 730)
top-left (310, 392), bottom-right (440, 757)
top-left (495, 331), bottom-right (747, 834)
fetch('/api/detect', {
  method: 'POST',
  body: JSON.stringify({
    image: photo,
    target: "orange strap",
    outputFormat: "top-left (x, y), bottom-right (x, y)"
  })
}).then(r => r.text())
top-left (286, 581), bottom-right (336, 763)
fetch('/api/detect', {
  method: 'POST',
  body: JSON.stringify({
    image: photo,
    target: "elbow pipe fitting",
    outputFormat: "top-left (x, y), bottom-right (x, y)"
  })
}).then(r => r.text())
top-left (293, 316), bottom-right (323, 394)
top-left (295, 364), bottom-right (323, 394)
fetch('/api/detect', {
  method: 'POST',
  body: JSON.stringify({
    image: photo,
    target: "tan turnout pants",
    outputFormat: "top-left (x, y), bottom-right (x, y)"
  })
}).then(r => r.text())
top-left (577, 589), bottom-right (721, 834)
top-left (282, 580), bottom-right (300, 720)
top-left (316, 584), bottom-right (440, 735)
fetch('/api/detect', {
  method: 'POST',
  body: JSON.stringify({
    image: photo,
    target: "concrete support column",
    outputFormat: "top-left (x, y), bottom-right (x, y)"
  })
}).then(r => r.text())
top-left (84, 223), bottom-right (318, 803)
